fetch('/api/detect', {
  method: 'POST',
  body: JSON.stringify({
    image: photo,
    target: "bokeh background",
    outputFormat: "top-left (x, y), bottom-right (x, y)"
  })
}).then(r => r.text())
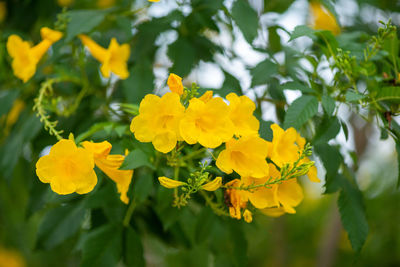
top-left (0, 0), bottom-right (399, 266)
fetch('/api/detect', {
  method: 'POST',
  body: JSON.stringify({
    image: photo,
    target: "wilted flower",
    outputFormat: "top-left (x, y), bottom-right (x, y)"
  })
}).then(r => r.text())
top-left (130, 93), bottom-right (185, 153)
top-left (7, 27), bottom-right (63, 82)
top-left (79, 34), bottom-right (130, 79)
top-left (36, 139), bottom-right (97, 195)
top-left (82, 141), bottom-right (133, 204)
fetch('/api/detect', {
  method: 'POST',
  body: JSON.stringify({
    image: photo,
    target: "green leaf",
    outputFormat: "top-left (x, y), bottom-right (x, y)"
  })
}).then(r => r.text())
top-left (250, 59), bottom-right (278, 87)
top-left (289, 25), bottom-right (315, 41)
top-left (314, 144), bottom-right (342, 194)
top-left (37, 204), bottom-right (85, 250)
top-left (280, 81), bottom-right (314, 93)
top-left (122, 60), bottom-right (155, 104)
top-left (268, 26), bottom-right (282, 53)
top-left (218, 71), bottom-right (242, 97)
top-left (133, 168), bottom-right (154, 203)
top-left (120, 149), bottom-right (155, 170)
top-left (313, 117), bottom-right (341, 144)
top-left (338, 179), bottom-right (368, 252)
top-left (396, 142), bottom-right (400, 188)
top-left (283, 95), bottom-right (318, 129)
top-left (376, 86), bottom-right (400, 103)
top-left (321, 95), bottom-right (336, 116)
top-left (0, 90), bottom-right (19, 117)
top-left (259, 120), bottom-right (274, 141)
top-left (66, 9), bottom-right (112, 41)
top-left (341, 120), bottom-right (349, 141)
top-left (345, 90), bottom-right (365, 102)
top-left (168, 37), bottom-right (197, 77)
top-left (231, 0), bottom-right (259, 43)
top-left (81, 224), bottom-right (122, 267)
top-left (125, 227), bottom-right (145, 267)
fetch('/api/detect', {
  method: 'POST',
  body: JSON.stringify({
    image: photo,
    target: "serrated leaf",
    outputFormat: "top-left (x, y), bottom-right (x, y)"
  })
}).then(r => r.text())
top-left (250, 59), bottom-right (278, 87)
top-left (289, 25), bottom-right (315, 41)
top-left (125, 227), bottom-right (145, 267)
top-left (283, 95), bottom-right (318, 129)
top-left (37, 204), bottom-right (85, 250)
top-left (81, 224), bottom-right (122, 267)
top-left (321, 95), bottom-right (336, 116)
top-left (338, 179), bottom-right (368, 252)
top-left (345, 90), bottom-right (365, 102)
top-left (314, 144), bottom-right (342, 194)
top-left (231, 0), bottom-right (259, 43)
top-left (313, 117), bottom-right (340, 144)
top-left (280, 81), bottom-right (314, 93)
top-left (376, 86), bottom-right (400, 103)
top-left (120, 149), bottom-right (155, 170)
top-left (66, 9), bottom-right (112, 41)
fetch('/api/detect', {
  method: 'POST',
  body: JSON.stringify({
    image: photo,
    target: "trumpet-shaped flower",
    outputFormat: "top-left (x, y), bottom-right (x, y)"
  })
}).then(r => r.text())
top-left (309, 2), bottom-right (340, 35)
top-left (79, 35), bottom-right (130, 79)
top-left (36, 139), bottom-right (97, 195)
top-left (167, 73), bottom-right (184, 95)
top-left (227, 93), bottom-right (259, 137)
top-left (242, 164), bottom-right (304, 214)
top-left (216, 135), bottom-right (269, 178)
top-left (130, 93), bottom-right (185, 153)
top-left (82, 141), bottom-right (133, 204)
top-left (198, 90), bottom-right (213, 103)
top-left (180, 97), bottom-right (234, 148)
top-left (7, 27), bottom-right (63, 82)
top-left (267, 123), bottom-right (320, 182)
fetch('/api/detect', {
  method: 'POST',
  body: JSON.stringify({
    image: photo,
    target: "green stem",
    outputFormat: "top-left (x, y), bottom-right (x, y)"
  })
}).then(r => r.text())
top-left (123, 200), bottom-right (136, 227)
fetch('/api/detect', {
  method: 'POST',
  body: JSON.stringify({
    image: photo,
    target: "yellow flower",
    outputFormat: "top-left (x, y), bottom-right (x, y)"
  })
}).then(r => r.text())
top-left (158, 176), bottom-right (186, 188)
top-left (201, 176), bottom-right (222, 191)
top-left (36, 139), bottom-right (97, 195)
top-left (226, 93), bottom-right (259, 137)
top-left (0, 247), bottom-right (25, 267)
top-left (268, 123), bottom-right (320, 182)
top-left (198, 90), bottom-right (213, 103)
top-left (57, 0), bottom-right (74, 7)
top-left (224, 179), bottom-right (249, 220)
top-left (309, 1), bottom-right (340, 35)
top-left (167, 73), bottom-right (184, 96)
top-left (180, 97), bottom-right (234, 148)
top-left (130, 93), bottom-right (185, 153)
top-left (216, 135), bottom-right (269, 178)
top-left (242, 164), bottom-right (304, 214)
top-left (97, 0), bottom-right (116, 8)
top-left (82, 141), bottom-right (133, 204)
top-left (148, 0), bottom-right (160, 2)
top-left (260, 207), bottom-right (286, 217)
top-left (5, 99), bottom-right (25, 129)
top-left (0, 2), bottom-right (6, 23)
top-left (7, 27), bottom-right (63, 82)
top-left (79, 34), bottom-right (130, 79)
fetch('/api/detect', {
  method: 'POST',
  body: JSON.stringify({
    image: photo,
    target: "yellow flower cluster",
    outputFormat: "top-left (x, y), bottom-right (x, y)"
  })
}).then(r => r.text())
top-left (131, 73), bottom-right (259, 153)
top-left (132, 73), bottom-right (319, 221)
top-left (36, 138), bottom-right (133, 204)
top-left (6, 28), bottom-right (130, 82)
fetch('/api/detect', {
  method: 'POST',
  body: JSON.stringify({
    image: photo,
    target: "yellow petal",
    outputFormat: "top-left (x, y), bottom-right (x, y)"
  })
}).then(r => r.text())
top-left (158, 176), bottom-right (185, 189)
top-left (82, 140), bottom-right (112, 159)
top-left (309, 2), bottom-right (340, 35)
top-left (40, 27), bottom-right (63, 43)
top-left (152, 131), bottom-right (177, 153)
top-left (167, 73), bottom-right (184, 95)
top-left (260, 207), bottom-right (286, 217)
top-left (201, 176), bottom-right (222, 191)
top-left (79, 34), bottom-right (108, 63)
top-left (198, 90), bottom-right (213, 103)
